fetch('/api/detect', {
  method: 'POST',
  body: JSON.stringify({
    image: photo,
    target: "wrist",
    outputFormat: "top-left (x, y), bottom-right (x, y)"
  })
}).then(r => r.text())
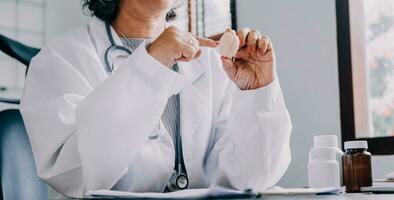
top-left (146, 45), bottom-right (173, 67)
top-left (257, 75), bottom-right (276, 89)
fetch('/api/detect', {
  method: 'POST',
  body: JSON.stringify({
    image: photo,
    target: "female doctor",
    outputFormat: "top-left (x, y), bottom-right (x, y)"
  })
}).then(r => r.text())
top-left (20, 0), bottom-right (292, 198)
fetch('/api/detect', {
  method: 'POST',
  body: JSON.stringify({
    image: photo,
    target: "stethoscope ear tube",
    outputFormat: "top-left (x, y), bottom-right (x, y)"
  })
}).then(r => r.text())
top-left (104, 22), bottom-right (132, 73)
top-left (104, 45), bottom-right (114, 73)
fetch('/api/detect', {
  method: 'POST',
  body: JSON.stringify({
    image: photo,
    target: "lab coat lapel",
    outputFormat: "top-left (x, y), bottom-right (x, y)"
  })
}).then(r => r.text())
top-left (178, 60), bottom-right (207, 163)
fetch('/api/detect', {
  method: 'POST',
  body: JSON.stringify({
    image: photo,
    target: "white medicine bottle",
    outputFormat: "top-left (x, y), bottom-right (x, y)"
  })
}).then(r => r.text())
top-left (308, 147), bottom-right (341, 188)
top-left (313, 135), bottom-right (343, 156)
top-left (313, 135), bottom-right (344, 185)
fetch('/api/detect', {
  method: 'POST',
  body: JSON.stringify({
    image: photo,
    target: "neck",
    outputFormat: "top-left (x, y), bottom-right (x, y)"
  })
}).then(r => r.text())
top-left (112, 8), bottom-right (166, 39)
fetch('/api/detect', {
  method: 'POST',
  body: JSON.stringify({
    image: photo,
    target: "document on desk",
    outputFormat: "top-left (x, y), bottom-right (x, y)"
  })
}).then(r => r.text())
top-left (261, 186), bottom-right (343, 195)
top-left (361, 181), bottom-right (394, 193)
top-left (87, 187), bottom-right (258, 199)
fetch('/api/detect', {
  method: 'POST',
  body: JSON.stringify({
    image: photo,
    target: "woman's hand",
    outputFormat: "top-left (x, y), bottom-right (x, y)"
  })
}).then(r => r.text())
top-left (147, 26), bottom-right (218, 67)
top-left (221, 28), bottom-right (276, 90)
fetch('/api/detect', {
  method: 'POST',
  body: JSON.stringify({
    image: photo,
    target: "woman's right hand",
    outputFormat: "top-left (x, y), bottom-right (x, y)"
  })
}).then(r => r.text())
top-left (147, 26), bottom-right (218, 67)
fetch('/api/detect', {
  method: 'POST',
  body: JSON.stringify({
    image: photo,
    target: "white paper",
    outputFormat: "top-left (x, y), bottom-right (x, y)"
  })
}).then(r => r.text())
top-left (261, 186), bottom-right (343, 195)
top-left (361, 181), bottom-right (394, 192)
top-left (87, 187), bottom-right (256, 199)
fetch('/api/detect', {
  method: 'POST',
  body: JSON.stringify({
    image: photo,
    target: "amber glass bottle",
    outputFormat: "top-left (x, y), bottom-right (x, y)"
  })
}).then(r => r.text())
top-left (342, 141), bottom-right (372, 193)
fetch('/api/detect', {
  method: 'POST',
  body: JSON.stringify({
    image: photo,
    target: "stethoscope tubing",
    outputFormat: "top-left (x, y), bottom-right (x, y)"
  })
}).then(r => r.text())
top-left (104, 22), bottom-right (131, 73)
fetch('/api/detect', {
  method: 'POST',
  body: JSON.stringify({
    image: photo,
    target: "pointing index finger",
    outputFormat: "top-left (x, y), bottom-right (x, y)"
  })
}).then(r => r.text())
top-left (195, 36), bottom-right (219, 48)
top-left (208, 33), bottom-right (223, 41)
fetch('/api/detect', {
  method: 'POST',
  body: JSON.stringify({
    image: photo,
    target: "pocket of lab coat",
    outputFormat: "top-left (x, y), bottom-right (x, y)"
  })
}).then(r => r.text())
top-left (122, 121), bottom-right (174, 192)
top-left (148, 124), bottom-right (161, 140)
top-left (148, 134), bottom-right (159, 140)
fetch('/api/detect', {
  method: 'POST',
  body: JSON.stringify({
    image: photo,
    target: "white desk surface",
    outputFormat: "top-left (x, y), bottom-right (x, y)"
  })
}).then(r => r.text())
top-left (63, 193), bottom-right (394, 200)
top-left (261, 193), bottom-right (394, 200)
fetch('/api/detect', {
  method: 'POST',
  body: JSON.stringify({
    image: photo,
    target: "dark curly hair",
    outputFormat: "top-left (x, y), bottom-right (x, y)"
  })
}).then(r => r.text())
top-left (82, 0), bottom-right (177, 23)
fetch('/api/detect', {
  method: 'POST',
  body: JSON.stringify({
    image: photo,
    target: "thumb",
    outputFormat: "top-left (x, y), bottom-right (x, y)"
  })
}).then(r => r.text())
top-left (221, 57), bottom-right (237, 81)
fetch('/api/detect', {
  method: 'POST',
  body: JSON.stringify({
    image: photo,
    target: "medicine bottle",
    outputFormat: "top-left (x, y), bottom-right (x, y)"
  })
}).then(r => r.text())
top-left (313, 135), bottom-right (344, 186)
top-left (308, 147), bottom-right (341, 188)
top-left (342, 141), bottom-right (372, 193)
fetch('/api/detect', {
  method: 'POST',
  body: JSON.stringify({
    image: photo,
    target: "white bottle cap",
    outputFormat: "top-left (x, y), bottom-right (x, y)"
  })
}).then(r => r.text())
top-left (309, 147), bottom-right (336, 161)
top-left (344, 140), bottom-right (368, 150)
top-left (314, 135), bottom-right (339, 148)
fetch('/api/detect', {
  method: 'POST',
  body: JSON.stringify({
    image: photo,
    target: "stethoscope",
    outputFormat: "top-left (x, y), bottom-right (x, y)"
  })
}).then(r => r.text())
top-left (104, 22), bottom-right (131, 73)
top-left (104, 22), bottom-right (189, 192)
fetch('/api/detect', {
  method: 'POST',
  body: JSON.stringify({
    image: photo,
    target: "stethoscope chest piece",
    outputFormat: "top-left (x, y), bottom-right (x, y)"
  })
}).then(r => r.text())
top-left (164, 171), bottom-right (189, 192)
top-left (176, 173), bottom-right (188, 189)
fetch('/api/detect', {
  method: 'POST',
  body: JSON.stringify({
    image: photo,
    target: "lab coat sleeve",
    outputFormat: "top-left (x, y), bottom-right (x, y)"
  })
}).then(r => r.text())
top-left (205, 53), bottom-right (292, 191)
top-left (20, 44), bottom-right (187, 198)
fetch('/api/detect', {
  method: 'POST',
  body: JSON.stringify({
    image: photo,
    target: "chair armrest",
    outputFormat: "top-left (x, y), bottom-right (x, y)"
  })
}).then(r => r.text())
top-left (0, 97), bottom-right (20, 105)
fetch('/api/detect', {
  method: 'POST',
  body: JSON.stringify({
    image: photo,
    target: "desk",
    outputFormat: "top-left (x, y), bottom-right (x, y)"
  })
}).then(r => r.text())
top-left (261, 193), bottom-right (394, 200)
top-left (75, 193), bottom-right (394, 200)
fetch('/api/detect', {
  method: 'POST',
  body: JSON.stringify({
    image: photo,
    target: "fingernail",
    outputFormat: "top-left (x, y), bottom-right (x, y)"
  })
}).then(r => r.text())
top-left (221, 56), bottom-right (230, 61)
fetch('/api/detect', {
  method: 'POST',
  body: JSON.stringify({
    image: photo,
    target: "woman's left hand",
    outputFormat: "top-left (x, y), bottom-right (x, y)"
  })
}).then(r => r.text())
top-left (221, 28), bottom-right (276, 90)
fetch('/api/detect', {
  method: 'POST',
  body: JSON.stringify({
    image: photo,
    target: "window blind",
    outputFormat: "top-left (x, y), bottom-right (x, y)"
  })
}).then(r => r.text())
top-left (0, 0), bottom-right (46, 90)
top-left (198, 0), bottom-right (232, 37)
top-left (171, 0), bottom-right (233, 37)
top-left (171, 0), bottom-right (189, 32)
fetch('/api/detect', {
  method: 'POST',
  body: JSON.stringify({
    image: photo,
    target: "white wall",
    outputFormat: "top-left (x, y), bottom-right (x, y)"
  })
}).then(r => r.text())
top-left (237, 0), bottom-right (394, 187)
top-left (0, 0), bottom-right (46, 92)
top-left (45, 0), bottom-right (90, 41)
top-left (0, 0), bottom-right (89, 112)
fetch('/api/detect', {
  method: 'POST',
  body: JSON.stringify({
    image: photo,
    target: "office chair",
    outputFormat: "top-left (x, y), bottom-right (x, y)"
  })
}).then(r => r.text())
top-left (0, 110), bottom-right (47, 200)
top-left (0, 34), bottom-right (47, 200)
top-left (0, 34), bottom-right (40, 104)
top-left (0, 34), bottom-right (40, 67)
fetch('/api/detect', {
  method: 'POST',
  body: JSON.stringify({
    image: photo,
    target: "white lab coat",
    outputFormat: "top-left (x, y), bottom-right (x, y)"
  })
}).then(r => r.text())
top-left (20, 17), bottom-right (292, 198)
